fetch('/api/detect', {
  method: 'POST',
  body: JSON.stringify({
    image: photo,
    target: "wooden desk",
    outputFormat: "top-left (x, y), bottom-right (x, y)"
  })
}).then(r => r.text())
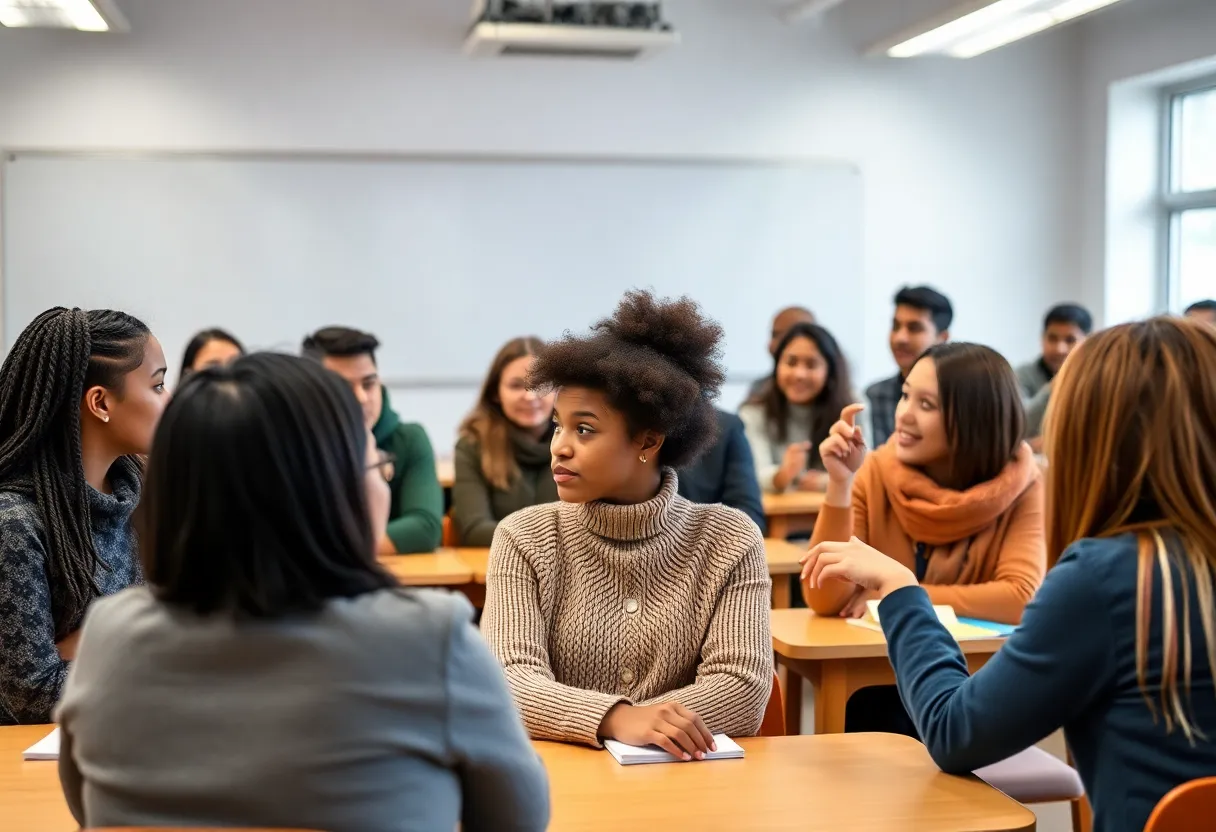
top-left (537, 733), bottom-right (1033, 831)
top-left (436, 457), bottom-right (455, 489)
top-left (771, 609), bottom-right (1006, 735)
top-left (456, 541), bottom-right (805, 609)
top-left (0, 727), bottom-right (1033, 832)
top-left (378, 551), bottom-right (473, 586)
top-left (763, 491), bottom-right (825, 539)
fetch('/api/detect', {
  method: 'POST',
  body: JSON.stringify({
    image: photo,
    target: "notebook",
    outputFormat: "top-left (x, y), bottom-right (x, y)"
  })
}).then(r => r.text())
top-left (604, 733), bottom-right (744, 765)
top-left (846, 600), bottom-right (1004, 641)
top-left (23, 727), bottom-right (60, 761)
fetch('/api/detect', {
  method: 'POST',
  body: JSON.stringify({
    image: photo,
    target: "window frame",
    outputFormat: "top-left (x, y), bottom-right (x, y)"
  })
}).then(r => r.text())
top-left (1161, 74), bottom-right (1216, 312)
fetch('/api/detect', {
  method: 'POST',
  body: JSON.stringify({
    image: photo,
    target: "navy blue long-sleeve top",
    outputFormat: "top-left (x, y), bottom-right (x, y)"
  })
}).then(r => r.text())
top-left (880, 533), bottom-right (1216, 832)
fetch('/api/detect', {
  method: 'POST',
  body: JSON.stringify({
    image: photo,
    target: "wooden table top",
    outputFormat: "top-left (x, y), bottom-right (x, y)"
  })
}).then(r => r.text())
top-left (762, 491), bottom-right (826, 516)
top-left (378, 550), bottom-right (472, 586)
top-left (536, 733), bottom-right (1034, 831)
top-left (1, 727), bottom-right (1033, 832)
top-left (771, 609), bottom-right (1009, 661)
top-left (454, 548), bottom-right (490, 582)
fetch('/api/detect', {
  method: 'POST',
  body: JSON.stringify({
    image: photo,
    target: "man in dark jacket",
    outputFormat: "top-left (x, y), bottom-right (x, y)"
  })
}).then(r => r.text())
top-left (677, 409), bottom-right (766, 534)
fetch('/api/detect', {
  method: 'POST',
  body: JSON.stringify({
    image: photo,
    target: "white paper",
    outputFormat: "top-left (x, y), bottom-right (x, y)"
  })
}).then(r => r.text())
top-left (604, 733), bottom-right (744, 766)
top-left (23, 726), bottom-right (60, 761)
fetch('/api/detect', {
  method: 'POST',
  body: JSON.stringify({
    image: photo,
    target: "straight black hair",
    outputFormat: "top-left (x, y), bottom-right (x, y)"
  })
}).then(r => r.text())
top-left (1043, 303), bottom-right (1094, 335)
top-left (913, 342), bottom-right (1024, 491)
top-left (894, 285), bottom-right (954, 333)
top-left (0, 308), bottom-right (150, 637)
top-left (301, 326), bottom-right (381, 365)
top-left (139, 352), bottom-right (396, 617)
top-left (747, 322), bottom-right (854, 468)
top-left (179, 328), bottom-right (245, 380)
top-left (1186, 299), bottom-right (1216, 315)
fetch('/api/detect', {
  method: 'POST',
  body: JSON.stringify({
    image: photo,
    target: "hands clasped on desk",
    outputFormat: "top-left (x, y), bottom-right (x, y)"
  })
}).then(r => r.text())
top-left (599, 701), bottom-right (718, 761)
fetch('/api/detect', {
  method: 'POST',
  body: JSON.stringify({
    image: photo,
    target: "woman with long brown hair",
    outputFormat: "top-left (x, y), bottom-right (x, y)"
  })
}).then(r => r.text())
top-left (802, 317), bottom-right (1216, 832)
top-left (452, 337), bottom-right (556, 546)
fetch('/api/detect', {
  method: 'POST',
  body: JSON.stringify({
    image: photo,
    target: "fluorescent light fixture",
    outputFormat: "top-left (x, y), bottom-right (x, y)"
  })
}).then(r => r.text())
top-left (0, 0), bottom-right (127, 32)
top-left (877, 0), bottom-right (1127, 59)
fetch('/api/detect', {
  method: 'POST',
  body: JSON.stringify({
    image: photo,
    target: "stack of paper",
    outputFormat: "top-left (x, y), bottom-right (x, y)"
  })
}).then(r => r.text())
top-left (604, 734), bottom-right (744, 766)
top-left (23, 727), bottom-right (60, 761)
top-left (846, 600), bottom-right (1006, 641)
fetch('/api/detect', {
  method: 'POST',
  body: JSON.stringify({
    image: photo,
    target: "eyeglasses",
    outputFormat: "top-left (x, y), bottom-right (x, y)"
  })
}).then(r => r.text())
top-left (367, 451), bottom-right (396, 483)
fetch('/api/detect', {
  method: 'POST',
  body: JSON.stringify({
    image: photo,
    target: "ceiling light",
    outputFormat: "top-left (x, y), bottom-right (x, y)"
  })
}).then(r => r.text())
top-left (877, 0), bottom-right (1127, 59)
top-left (0, 0), bottom-right (127, 32)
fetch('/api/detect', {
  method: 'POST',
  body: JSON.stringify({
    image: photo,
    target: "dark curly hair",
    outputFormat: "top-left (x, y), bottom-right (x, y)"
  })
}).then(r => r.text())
top-left (530, 290), bottom-right (725, 469)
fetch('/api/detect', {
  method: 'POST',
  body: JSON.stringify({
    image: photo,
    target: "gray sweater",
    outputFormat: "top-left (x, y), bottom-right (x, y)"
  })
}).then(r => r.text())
top-left (55, 586), bottom-right (550, 832)
top-left (0, 461), bottom-right (142, 725)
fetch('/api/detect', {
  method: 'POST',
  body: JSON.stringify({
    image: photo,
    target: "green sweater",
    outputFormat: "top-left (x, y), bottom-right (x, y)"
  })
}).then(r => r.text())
top-left (373, 390), bottom-right (443, 553)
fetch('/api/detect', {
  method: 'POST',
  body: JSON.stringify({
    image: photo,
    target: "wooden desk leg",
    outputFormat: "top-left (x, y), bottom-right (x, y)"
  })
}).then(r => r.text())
top-left (768, 516), bottom-right (790, 540)
top-left (779, 657), bottom-right (804, 735)
top-left (813, 663), bottom-right (849, 735)
top-left (771, 576), bottom-right (792, 609)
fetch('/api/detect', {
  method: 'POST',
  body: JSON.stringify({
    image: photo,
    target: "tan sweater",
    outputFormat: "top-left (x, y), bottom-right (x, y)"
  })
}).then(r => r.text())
top-left (481, 470), bottom-right (773, 747)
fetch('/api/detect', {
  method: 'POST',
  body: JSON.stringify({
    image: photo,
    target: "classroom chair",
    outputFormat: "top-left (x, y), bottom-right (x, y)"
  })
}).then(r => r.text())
top-left (759, 672), bottom-right (786, 737)
top-left (976, 747), bottom-right (1088, 832)
top-left (1144, 776), bottom-right (1216, 832)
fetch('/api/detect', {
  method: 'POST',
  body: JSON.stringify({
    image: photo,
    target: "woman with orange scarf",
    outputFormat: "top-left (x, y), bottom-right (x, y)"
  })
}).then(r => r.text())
top-left (800, 343), bottom-right (1045, 734)
top-left (802, 343), bottom-right (1046, 624)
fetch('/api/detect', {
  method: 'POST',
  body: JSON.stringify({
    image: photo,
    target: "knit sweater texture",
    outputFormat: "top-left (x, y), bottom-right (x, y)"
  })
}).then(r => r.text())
top-left (481, 469), bottom-right (773, 747)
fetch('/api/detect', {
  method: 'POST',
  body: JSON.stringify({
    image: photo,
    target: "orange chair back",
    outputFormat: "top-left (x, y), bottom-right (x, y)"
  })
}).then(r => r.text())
top-left (442, 513), bottom-right (459, 547)
top-left (1145, 777), bottom-right (1216, 832)
top-left (759, 671), bottom-right (785, 737)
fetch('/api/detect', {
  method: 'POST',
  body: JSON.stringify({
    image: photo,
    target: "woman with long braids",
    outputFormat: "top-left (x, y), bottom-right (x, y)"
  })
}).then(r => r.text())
top-left (0, 308), bottom-right (168, 724)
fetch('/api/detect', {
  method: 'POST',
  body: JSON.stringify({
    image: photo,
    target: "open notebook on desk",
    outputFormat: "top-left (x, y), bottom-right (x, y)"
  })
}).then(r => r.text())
top-left (604, 734), bottom-right (744, 765)
top-left (847, 600), bottom-right (1013, 640)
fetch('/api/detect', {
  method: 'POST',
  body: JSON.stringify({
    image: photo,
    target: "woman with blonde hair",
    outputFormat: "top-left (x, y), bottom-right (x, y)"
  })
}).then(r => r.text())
top-left (802, 317), bottom-right (1216, 832)
top-left (452, 337), bottom-right (556, 546)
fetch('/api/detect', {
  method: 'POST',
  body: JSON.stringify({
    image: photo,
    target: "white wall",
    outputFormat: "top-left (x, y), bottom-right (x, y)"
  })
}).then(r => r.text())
top-left (1076, 0), bottom-right (1216, 324)
top-left (0, 0), bottom-right (1082, 446)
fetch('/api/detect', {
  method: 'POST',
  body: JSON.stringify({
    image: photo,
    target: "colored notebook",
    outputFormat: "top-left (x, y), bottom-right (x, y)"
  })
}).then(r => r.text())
top-left (23, 727), bottom-right (60, 761)
top-left (604, 734), bottom-right (744, 765)
top-left (846, 600), bottom-right (1005, 641)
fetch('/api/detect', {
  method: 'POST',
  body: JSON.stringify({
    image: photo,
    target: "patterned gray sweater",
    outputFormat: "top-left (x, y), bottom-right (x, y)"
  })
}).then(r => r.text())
top-left (0, 463), bottom-right (141, 724)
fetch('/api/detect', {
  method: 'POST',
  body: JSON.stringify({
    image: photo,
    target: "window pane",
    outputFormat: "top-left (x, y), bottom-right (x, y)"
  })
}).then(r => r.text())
top-left (1176, 87), bottom-right (1216, 192)
top-left (1178, 208), bottom-right (1216, 308)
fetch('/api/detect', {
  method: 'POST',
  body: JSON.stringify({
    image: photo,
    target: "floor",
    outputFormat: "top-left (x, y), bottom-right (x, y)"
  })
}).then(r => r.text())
top-left (796, 685), bottom-right (1074, 832)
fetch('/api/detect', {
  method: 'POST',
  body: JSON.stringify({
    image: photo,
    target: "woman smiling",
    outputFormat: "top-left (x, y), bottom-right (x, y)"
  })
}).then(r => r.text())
top-left (481, 291), bottom-right (773, 759)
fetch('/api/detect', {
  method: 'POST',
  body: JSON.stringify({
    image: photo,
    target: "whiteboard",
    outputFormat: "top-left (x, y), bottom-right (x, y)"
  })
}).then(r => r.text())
top-left (2, 153), bottom-right (862, 392)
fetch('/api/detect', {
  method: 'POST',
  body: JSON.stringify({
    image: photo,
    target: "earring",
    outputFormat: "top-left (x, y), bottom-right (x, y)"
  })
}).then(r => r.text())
top-left (639, 453), bottom-right (647, 464)
top-left (102, 415), bottom-right (110, 424)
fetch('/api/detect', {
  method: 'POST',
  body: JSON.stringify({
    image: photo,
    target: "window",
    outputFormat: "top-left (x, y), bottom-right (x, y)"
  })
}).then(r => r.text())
top-left (1164, 79), bottom-right (1216, 312)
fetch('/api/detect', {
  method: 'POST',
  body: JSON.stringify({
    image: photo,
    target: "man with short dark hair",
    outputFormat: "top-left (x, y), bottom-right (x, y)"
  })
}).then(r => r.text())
top-left (1185, 299), bottom-right (1216, 328)
top-left (302, 327), bottom-right (443, 554)
top-left (1016, 303), bottom-right (1093, 400)
top-left (1021, 304), bottom-right (1094, 449)
top-left (747, 306), bottom-right (815, 399)
top-left (866, 286), bottom-right (952, 447)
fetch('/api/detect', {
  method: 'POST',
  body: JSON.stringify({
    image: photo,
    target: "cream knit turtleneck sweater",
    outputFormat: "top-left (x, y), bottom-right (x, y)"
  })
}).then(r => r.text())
top-left (481, 469), bottom-right (773, 747)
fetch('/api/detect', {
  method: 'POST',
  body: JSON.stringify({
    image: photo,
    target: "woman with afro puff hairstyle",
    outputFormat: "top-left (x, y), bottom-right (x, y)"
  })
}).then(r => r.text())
top-left (481, 290), bottom-right (773, 758)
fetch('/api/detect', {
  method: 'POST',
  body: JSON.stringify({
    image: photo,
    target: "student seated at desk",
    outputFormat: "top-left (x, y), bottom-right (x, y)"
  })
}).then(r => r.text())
top-left (482, 290), bottom-right (773, 759)
top-left (745, 305), bottom-right (815, 400)
top-left (0, 308), bottom-right (167, 725)
top-left (1017, 303), bottom-right (1092, 453)
top-left (802, 317), bottom-right (1216, 832)
top-left (303, 326), bottom-right (443, 554)
top-left (178, 327), bottom-right (244, 381)
top-left (676, 409), bottom-right (766, 533)
top-left (802, 344), bottom-right (1044, 733)
top-left (55, 354), bottom-right (549, 832)
top-left (740, 322), bottom-right (855, 494)
top-left (452, 337), bottom-right (556, 547)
